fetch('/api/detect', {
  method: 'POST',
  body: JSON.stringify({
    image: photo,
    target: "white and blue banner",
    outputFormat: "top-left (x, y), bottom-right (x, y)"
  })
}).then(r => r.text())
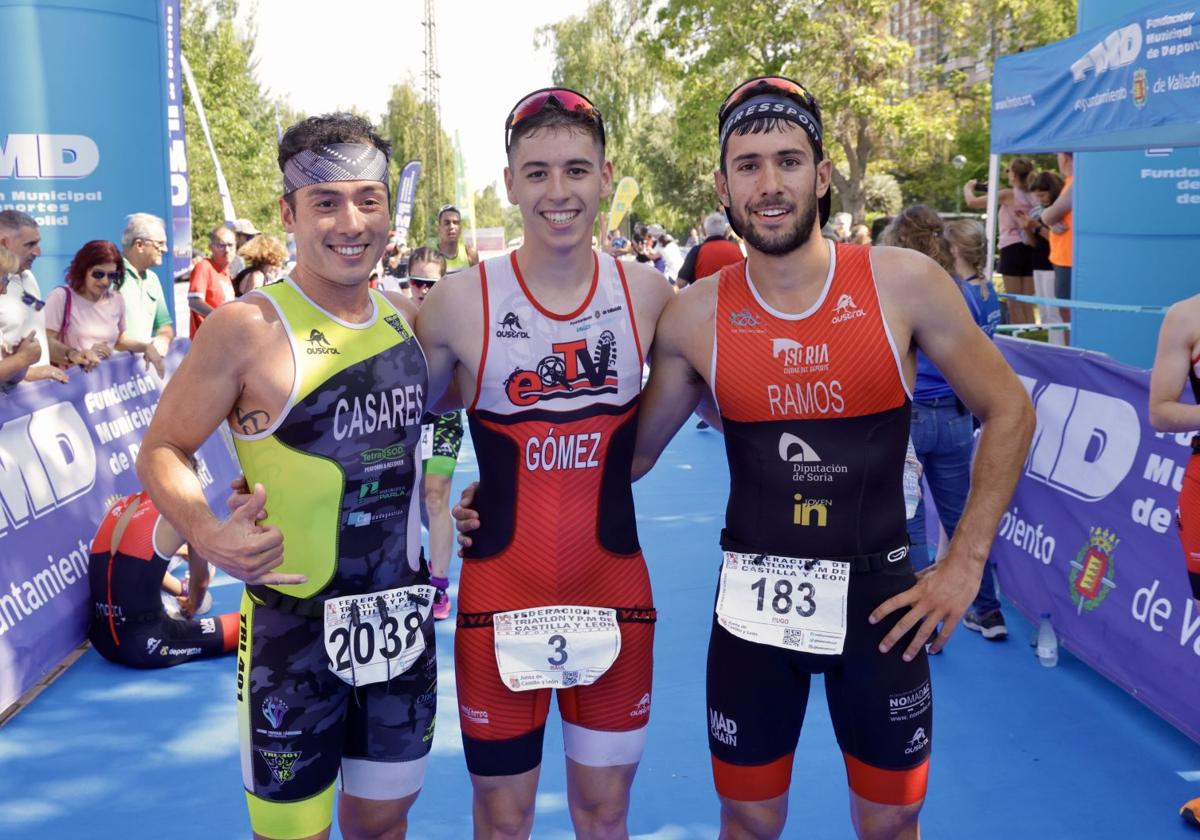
top-left (0, 344), bottom-right (240, 714)
top-left (0, 0), bottom-right (174, 301)
top-left (994, 337), bottom-right (1200, 743)
top-left (163, 0), bottom-right (192, 281)
top-left (394, 159), bottom-right (421, 246)
top-left (991, 0), bottom-right (1200, 153)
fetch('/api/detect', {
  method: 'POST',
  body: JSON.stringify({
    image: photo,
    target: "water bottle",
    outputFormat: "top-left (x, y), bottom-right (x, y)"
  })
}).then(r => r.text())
top-left (1036, 612), bottom-right (1058, 667)
top-left (903, 439), bottom-right (921, 520)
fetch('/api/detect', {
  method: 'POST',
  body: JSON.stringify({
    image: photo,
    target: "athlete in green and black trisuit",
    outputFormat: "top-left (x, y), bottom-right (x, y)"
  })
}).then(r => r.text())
top-left (138, 114), bottom-right (432, 840)
top-left (435, 204), bottom-right (478, 274)
top-left (407, 246), bottom-right (461, 620)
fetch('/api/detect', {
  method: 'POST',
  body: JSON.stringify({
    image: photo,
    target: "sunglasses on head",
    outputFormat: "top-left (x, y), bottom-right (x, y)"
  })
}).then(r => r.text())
top-left (90, 269), bottom-right (122, 282)
top-left (718, 76), bottom-right (818, 124)
top-left (504, 87), bottom-right (604, 152)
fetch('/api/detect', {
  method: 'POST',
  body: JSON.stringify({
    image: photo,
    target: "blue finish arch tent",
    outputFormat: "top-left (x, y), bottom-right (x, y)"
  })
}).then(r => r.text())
top-left (987, 0), bottom-right (1200, 366)
top-left (0, 0), bottom-right (176, 324)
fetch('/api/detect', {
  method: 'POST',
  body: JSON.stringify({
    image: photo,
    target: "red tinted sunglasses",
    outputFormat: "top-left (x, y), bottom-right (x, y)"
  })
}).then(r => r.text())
top-left (504, 88), bottom-right (605, 151)
top-left (718, 76), bottom-right (818, 123)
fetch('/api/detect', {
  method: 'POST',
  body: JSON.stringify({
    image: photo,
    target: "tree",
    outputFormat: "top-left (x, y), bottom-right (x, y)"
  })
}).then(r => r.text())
top-left (473, 184), bottom-right (504, 229)
top-left (182, 0), bottom-right (287, 241)
top-left (537, 0), bottom-right (657, 178)
top-left (377, 80), bottom-right (455, 247)
top-left (652, 0), bottom-right (961, 223)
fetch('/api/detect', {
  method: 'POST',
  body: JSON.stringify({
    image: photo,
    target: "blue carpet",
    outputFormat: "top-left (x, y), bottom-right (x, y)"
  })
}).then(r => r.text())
top-left (2, 422), bottom-right (1198, 838)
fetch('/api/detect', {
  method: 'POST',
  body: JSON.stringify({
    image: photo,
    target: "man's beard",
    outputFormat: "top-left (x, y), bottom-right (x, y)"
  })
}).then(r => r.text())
top-left (726, 190), bottom-right (819, 256)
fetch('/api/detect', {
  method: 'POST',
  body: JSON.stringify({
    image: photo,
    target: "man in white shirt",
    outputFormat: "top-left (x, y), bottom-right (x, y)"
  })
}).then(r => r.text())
top-left (0, 210), bottom-right (71, 384)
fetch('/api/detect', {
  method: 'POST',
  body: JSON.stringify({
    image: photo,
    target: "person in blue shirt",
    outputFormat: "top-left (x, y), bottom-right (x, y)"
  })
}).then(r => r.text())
top-left (881, 206), bottom-right (1008, 643)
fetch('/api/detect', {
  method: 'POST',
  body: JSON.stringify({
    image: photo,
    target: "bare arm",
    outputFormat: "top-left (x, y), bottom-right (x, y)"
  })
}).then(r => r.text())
top-left (413, 269), bottom-right (478, 410)
top-left (633, 283), bottom-right (712, 479)
top-left (961, 182), bottom-right (1012, 211)
top-left (136, 303), bottom-right (292, 585)
top-left (1149, 298), bottom-right (1200, 432)
top-left (871, 248), bottom-right (1036, 658)
top-left (188, 298), bottom-right (214, 317)
top-left (1041, 182), bottom-right (1073, 227)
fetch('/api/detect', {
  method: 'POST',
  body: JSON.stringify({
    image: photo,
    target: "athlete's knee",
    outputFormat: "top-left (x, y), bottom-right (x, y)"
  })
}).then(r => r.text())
top-left (472, 782), bottom-right (536, 839)
top-left (568, 792), bottom-right (630, 839)
top-left (849, 798), bottom-right (923, 840)
top-left (718, 795), bottom-right (788, 840)
top-left (338, 793), bottom-right (414, 840)
top-left (423, 477), bottom-right (451, 513)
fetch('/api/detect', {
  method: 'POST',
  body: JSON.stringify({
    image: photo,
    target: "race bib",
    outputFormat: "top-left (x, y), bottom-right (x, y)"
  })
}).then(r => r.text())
top-left (420, 423), bottom-right (434, 460)
top-left (323, 585), bottom-right (434, 686)
top-left (715, 551), bottom-right (850, 655)
top-left (493, 605), bottom-right (621, 692)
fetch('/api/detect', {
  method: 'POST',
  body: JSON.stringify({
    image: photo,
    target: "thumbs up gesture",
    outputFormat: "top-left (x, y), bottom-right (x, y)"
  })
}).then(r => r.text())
top-left (195, 481), bottom-right (303, 586)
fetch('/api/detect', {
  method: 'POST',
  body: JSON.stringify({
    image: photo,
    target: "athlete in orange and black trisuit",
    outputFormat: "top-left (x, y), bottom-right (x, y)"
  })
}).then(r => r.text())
top-left (627, 76), bottom-right (1034, 840)
top-left (88, 491), bottom-right (237, 668)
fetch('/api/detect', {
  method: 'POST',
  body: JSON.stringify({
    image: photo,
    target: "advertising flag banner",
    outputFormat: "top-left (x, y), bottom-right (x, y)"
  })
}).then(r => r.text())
top-left (608, 177), bottom-right (640, 231)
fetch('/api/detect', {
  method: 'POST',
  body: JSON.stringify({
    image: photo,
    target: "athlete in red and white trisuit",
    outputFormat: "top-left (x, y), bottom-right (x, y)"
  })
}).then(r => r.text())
top-left (417, 89), bottom-right (672, 838)
top-left (632, 77), bottom-right (1034, 840)
top-left (1148, 292), bottom-right (1200, 830)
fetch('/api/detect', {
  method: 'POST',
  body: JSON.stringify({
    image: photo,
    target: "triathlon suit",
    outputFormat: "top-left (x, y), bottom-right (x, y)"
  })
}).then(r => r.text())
top-left (421, 409), bottom-right (464, 478)
top-left (708, 242), bottom-right (931, 806)
top-left (444, 240), bottom-right (472, 274)
top-left (1179, 355), bottom-right (1200, 599)
top-left (457, 251), bottom-right (655, 776)
top-left (87, 492), bottom-right (237, 668)
top-left (231, 278), bottom-right (433, 839)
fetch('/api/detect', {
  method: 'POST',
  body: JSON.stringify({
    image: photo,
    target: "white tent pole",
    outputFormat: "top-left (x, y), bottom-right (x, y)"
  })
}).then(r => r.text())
top-left (984, 153), bottom-right (1001, 282)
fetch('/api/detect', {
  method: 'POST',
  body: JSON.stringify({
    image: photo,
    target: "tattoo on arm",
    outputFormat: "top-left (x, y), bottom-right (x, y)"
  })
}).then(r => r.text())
top-left (235, 405), bottom-right (271, 434)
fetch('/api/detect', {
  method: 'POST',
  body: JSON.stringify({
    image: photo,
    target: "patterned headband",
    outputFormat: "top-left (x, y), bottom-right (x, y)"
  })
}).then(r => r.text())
top-left (282, 143), bottom-right (389, 196)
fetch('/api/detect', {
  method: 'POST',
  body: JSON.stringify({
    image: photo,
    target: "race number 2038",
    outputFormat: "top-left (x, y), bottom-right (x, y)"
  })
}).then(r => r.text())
top-left (715, 551), bottom-right (849, 655)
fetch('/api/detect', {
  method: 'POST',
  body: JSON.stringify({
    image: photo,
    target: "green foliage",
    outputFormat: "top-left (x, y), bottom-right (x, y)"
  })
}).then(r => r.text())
top-left (377, 80), bottom-right (456, 247)
top-left (181, 0), bottom-right (287, 242)
top-left (473, 184), bottom-right (504, 229)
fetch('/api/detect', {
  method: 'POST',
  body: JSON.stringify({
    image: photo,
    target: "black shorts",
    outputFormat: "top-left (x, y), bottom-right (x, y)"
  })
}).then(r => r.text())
top-left (238, 590), bottom-right (437, 837)
top-left (1053, 265), bottom-right (1072, 300)
top-left (89, 612), bottom-right (232, 668)
top-left (997, 242), bottom-right (1033, 276)
top-left (707, 556), bottom-right (931, 806)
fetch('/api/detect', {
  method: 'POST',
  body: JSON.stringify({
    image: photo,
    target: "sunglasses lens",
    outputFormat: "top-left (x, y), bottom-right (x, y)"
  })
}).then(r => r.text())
top-left (720, 77), bottom-right (810, 121)
top-left (506, 88), bottom-right (602, 149)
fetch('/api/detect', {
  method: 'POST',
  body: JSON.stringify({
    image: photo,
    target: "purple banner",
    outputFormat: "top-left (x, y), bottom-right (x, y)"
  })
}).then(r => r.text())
top-left (994, 336), bottom-right (1200, 742)
top-left (394, 160), bottom-right (421, 246)
top-left (0, 343), bottom-right (240, 713)
top-left (163, 0), bottom-right (192, 281)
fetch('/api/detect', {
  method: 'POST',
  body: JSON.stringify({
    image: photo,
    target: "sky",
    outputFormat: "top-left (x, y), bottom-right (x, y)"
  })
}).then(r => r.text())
top-left (242, 0), bottom-right (591, 200)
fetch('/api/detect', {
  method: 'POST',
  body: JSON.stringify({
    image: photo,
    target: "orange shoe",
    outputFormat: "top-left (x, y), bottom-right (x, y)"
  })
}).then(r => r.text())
top-left (1181, 797), bottom-right (1200, 828)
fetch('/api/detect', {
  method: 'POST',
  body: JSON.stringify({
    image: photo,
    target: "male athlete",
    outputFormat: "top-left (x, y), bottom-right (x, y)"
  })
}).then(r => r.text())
top-left (1147, 293), bottom-right (1200, 830)
top-left (138, 113), bottom-right (434, 840)
top-left (407, 245), bottom-right (460, 620)
top-left (415, 88), bottom-right (673, 838)
top-left (88, 484), bottom-right (238, 669)
top-left (635, 76), bottom-right (1034, 840)
top-left (458, 77), bottom-right (1033, 839)
top-left (435, 204), bottom-right (479, 273)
